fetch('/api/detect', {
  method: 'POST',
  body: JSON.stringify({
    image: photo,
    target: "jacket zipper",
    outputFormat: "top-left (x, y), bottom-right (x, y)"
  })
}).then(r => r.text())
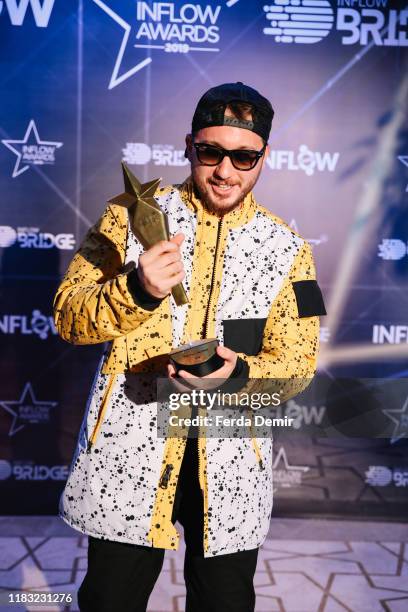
top-left (159, 463), bottom-right (173, 489)
top-left (199, 216), bottom-right (223, 553)
top-left (203, 217), bottom-right (223, 340)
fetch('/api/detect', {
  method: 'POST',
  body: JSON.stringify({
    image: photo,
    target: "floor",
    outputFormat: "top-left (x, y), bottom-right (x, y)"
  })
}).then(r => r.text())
top-left (0, 517), bottom-right (407, 611)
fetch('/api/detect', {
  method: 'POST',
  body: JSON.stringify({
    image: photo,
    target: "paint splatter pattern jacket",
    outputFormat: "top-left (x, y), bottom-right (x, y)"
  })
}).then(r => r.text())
top-left (53, 178), bottom-right (324, 557)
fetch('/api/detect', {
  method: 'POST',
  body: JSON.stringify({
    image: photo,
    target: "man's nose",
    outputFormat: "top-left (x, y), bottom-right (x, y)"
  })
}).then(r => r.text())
top-left (213, 154), bottom-right (234, 179)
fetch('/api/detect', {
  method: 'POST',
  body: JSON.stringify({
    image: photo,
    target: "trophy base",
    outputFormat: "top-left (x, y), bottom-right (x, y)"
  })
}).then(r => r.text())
top-left (169, 339), bottom-right (224, 376)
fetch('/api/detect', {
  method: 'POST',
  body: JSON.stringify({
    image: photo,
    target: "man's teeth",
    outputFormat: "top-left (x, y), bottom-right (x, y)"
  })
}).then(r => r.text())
top-left (214, 184), bottom-right (232, 190)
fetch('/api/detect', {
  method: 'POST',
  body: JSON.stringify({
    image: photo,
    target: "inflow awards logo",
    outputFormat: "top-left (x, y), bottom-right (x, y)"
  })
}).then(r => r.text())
top-left (0, 382), bottom-right (58, 436)
top-left (93, 0), bottom-right (240, 88)
top-left (1, 120), bottom-right (63, 178)
top-left (272, 445), bottom-right (310, 491)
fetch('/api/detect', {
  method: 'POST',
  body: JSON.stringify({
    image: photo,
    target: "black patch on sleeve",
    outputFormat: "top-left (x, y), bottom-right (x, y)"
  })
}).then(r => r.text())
top-left (292, 280), bottom-right (326, 318)
top-left (223, 318), bottom-right (267, 355)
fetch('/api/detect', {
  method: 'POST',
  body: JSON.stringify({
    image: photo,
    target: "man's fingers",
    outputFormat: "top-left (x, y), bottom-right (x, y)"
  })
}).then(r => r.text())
top-left (177, 369), bottom-right (198, 380)
top-left (161, 261), bottom-right (184, 276)
top-left (167, 363), bottom-right (176, 377)
top-left (167, 363), bottom-right (195, 393)
top-left (216, 345), bottom-right (236, 362)
top-left (142, 238), bottom-right (182, 264)
top-left (155, 251), bottom-right (182, 269)
top-left (170, 233), bottom-right (185, 247)
top-left (144, 270), bottom-right (185, 298)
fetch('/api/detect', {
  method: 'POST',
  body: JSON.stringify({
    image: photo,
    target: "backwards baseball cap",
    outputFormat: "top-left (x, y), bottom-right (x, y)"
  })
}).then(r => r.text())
top-left (192, 82), bottom-right (274, 143)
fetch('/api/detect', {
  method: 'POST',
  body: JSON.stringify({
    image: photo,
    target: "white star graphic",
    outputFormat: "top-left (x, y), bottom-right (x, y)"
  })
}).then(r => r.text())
top-left (272, 446), bottom-right (310, 473)
top-left (0, 383), bottom-right (58, 437)
top-left (398, 155), bottom-right (408, 192)
top-left (1, 120), bottom-right (63, 178)
top-left (93, 0), bottom-right (239, 89)
top-left (92, 0), bottom-right (152, 90)
top-left (383, 393), bottom-right (408, 444)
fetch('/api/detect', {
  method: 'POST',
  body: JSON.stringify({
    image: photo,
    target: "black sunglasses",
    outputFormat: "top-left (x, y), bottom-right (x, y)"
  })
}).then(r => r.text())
top-left (193, 142), bottom-right (266, 171)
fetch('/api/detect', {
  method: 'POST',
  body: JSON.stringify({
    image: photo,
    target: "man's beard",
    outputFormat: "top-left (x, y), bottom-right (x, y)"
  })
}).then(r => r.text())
top-left (192, 176), bottom-right (251, 216)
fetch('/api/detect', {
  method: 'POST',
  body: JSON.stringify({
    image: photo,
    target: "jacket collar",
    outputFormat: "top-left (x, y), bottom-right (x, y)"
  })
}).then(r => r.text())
top-left (179, 176), bottom-right (257, 229)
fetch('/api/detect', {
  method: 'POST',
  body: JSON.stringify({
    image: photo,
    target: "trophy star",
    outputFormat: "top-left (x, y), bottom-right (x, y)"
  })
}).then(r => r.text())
top-left (107, 162), bottom-right (188, 306)
top-left (108, 162), bottom-right (162, 210)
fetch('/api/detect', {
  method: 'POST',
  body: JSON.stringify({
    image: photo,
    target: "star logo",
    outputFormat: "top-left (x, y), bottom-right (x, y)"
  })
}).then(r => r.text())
top-left (398, 155), bottom-right (408, 192)
top-left (383, 393), bottom-right (408, 444)
top-left (0, 383), bottom-right (58, 436)
top-left (92, 0), bottom-right (239, 89)
top-left (272, 445), bottom-right (309, 492)
top-left (1, 120), bottom-right (63, 178)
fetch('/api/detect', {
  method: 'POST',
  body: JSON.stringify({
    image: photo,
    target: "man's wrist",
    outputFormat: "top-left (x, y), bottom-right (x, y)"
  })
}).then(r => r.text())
top-left (127, 268), bottom-right (164, 311)
top-left (229, 356), bottom-right (249, 379)
top-left (209, 356), bottom-right (249, 394)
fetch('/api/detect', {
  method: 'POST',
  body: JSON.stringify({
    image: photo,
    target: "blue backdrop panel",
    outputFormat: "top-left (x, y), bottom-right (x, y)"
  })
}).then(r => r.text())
top-left (0, 0), bottom-right (407, 515)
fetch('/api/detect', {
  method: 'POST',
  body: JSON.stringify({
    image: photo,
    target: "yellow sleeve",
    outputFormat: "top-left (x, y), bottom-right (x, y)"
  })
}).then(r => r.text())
top-left (237, 241), bottom-right (320, 382)
top-left (53, 204), bottom-right (157, 345)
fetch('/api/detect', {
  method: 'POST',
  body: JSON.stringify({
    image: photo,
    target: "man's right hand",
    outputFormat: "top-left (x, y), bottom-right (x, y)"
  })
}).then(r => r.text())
top-left (136, 233), bottom-right (185, 300)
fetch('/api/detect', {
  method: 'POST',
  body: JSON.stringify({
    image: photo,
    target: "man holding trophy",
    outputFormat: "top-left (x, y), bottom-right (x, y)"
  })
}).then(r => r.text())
top-left (53, 82), bottom-right (325, 612)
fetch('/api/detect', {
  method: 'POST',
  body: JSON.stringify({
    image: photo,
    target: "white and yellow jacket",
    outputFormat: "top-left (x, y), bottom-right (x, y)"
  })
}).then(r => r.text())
top-left (53, 178), bottom-right (325, 557)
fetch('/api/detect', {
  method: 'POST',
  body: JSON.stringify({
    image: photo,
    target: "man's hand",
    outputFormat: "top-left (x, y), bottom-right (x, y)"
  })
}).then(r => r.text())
top-left (167, 345), bottom-right (238, 383)
top-left (137, 233), bottom-right (185, 300)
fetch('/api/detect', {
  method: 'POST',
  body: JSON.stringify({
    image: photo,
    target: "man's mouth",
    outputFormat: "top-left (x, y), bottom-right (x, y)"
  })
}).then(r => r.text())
top-left (209, 182), bottom-right (236, 195)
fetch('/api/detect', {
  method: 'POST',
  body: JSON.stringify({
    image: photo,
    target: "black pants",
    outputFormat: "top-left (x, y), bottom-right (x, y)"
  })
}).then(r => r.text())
top-left (77, 437), bottom-right (259, 612)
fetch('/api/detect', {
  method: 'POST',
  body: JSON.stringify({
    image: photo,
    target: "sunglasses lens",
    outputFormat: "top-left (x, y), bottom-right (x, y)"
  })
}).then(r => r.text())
top-left (196, 145), bottom-right (223, 165)
top-left (194, 143), bottom-right (264, 170)
top-left (230, 150), bottom-right (258, 170)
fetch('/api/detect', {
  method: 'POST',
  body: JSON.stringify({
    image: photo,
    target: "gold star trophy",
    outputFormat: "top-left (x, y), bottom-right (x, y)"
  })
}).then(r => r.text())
top-left (109, 162), bottom-right (188, 305)
top-left (109, 162), bottom-right (223, 375)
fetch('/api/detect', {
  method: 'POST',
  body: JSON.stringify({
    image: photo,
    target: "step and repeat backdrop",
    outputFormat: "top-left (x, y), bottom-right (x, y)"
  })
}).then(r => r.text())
top-left (0, 0), bottom-right (407, 518)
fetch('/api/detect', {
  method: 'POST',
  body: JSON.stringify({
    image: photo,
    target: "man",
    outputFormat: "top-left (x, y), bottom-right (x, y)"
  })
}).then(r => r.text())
top-left (53, 82), bottom-right (326, 612)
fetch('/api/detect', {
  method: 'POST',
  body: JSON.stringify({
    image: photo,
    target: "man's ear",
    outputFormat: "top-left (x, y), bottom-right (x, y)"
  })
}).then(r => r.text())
top-left (185, 133), bottom-right (193, 160)
top-left (261, 143), bottom-right (270, 169)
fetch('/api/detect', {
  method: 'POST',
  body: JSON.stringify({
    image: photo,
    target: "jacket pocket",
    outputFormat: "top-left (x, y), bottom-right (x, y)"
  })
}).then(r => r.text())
top-left (87, 374), bottom-right (116, 452)
top-left (223, 318), bottom-right (267, 356)
top-left (251, 436), bottom-right (265, 471)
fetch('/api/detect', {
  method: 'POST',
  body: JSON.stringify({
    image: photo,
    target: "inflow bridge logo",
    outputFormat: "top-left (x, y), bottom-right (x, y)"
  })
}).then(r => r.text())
top-left (93, 1), bottom-right (240, 89)
top-left (122, 142), bottom-right (189, 166)
top-left (263, 0), bottom-right (408, 47)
